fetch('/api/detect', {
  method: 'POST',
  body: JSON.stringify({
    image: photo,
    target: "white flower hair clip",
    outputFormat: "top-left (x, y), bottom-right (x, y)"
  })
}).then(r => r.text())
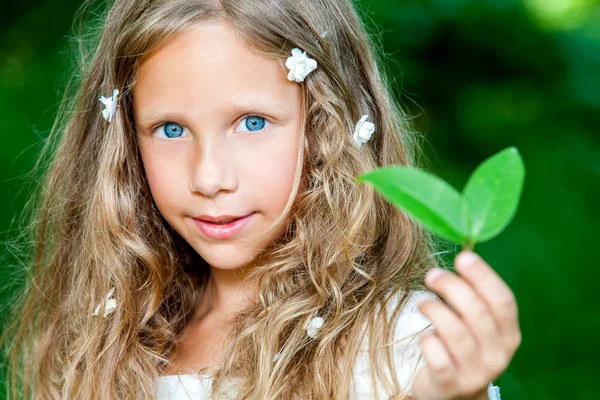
top-left (353, 114), bottom-right (376, 148)
top-left (303, 310), bottom-right (325, 339)
top-left (92, 287), bottom-right (117, 318)
top-left (272, 352), bottom-right (281, 362)
top-left (315, 31), bottom-right (329, 44)
top-left (286, 48), bottom-right (317, 83)
top-left (98, 88), bottom-right (119, 123)
top-left (488, 382), bottom-right (501, 400)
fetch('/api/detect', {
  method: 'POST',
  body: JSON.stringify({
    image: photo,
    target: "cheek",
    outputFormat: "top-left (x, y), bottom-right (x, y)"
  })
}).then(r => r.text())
top-left (138, 141), bottom-right (188, 214)
top-left (248, 134), bottom-right (299, 209)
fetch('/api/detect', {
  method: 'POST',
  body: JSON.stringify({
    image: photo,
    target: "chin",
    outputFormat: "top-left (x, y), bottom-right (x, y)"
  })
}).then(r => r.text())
top-left (195, 248), bottom-right (259, 271)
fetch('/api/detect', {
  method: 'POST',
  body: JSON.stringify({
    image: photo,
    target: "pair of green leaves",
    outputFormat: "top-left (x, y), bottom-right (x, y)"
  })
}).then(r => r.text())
top-left (355, 147), bottom-right (525, 251)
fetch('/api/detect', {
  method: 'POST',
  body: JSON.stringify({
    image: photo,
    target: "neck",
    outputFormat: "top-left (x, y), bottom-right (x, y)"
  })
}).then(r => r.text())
top-left (193, 263), bottom-right (259, 321)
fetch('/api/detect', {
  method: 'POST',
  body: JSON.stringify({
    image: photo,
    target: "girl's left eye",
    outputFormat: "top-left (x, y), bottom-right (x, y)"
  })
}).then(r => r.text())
top-left (235, 115), bottom-right (271, 135)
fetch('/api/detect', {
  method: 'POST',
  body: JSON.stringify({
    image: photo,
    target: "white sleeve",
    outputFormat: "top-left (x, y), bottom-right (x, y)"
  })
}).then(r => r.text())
top-left (393, 290), bottom-right (437, 396)
top-left (350, 290), bottom-right (435, 399)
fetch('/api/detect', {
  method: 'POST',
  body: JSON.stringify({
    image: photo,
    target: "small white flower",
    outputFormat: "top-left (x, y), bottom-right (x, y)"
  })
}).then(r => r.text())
top-left (285, 48), bottom-right (317, 83)
top-left (353, 114), bottom-right (376, 148)
top-left (92, 287), bottom-right (117, 318)
top-left (98, 88), bottom-right (119, 123)
top-left (316, 31), bottom-right (329, 45)
top-left (303, 312), bottom-right (324, 339)
top-left (488, 382), bottom-right (501, 400)
top-left (272, 352), bottom-right (281, 362)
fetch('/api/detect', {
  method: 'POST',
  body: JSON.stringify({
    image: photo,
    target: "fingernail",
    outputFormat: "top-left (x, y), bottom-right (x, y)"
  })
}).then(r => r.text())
top-left (426, 268), bottom-right (445, 284)
top-left (458, 251), bottom-right (478, 269)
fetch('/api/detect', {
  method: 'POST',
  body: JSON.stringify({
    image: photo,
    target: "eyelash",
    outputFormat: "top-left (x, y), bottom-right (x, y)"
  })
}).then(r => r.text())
top-left (151, 115), bottom-right (272, 140)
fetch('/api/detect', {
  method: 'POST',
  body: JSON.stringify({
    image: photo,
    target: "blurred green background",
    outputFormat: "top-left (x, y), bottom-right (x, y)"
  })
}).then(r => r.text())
top-left (1, 0), bottom-right (598, 398)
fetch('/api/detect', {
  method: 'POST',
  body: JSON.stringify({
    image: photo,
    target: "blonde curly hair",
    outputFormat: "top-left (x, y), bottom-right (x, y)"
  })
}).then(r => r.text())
top-left (0, 0), bottom-right (450, 398)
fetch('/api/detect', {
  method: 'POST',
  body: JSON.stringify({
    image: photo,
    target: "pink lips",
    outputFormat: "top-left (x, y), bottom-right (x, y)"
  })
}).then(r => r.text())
top-left (193, 213), bottom-right (255, 239)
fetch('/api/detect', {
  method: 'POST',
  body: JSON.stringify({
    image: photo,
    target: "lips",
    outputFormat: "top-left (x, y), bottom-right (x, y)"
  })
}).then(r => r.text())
top-left (196, 214), bottom-right (247, 223)
top-left (203, 217), bottom-right (239, 225)
top-left (193, 213), bottom-right (255, 240)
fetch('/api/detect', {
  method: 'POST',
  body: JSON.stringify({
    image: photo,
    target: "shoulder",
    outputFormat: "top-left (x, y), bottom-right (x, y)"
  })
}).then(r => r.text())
top-left (388, 289), bottom-right (437, 386)
top-left (390, 289), bottom-right (437, 339)
top-left (390, 290), bottom-right (437, 394)
top-left (358, 288), bottom-right (438, 352)
top-left (351, 289), bottom-right (437, 398)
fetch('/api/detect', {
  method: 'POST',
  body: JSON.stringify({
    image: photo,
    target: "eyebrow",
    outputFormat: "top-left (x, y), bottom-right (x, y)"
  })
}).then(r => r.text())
top-left (137, 110), bottom-right (186, 128)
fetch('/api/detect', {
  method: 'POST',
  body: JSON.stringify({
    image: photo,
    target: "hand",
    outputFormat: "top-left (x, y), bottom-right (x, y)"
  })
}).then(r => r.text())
top-left (411, 251), bottom-right (522, 400)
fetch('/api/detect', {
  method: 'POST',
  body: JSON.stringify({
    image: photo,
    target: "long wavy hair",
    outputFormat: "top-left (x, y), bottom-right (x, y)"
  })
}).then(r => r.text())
top-left (0, 0), bottom-right (450, 398)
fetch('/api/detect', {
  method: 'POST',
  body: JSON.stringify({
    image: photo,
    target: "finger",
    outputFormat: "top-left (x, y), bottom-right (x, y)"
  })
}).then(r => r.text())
top-left (454, 251), bottom-right (522, 354)
top-left (419, 330), bottom-right (459, 394)
top-left (424, 267), bottom-right (500, 367)
top-left (417, 296), bottom-right (479, 374)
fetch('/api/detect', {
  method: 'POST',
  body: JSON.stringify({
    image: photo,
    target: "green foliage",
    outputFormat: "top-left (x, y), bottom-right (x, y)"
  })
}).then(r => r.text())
top-left (357, 147), bottom-right (525, 250)
top-left (357, 165), bottom-right (470, 243)
top-left (462, 147), bottom-right (525, 243)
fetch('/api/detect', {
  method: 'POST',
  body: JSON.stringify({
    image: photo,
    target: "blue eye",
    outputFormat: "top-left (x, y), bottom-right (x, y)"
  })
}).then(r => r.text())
top-left (152, 116), bottom-right (270, 140)
top-left (236, 115), bottom-right (270, 135)
top-left (155, 122), bottom-right (187, 139)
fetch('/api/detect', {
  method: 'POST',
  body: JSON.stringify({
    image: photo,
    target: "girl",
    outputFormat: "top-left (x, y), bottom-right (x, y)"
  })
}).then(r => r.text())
top-left (0, 0), bottom-right (521, 399)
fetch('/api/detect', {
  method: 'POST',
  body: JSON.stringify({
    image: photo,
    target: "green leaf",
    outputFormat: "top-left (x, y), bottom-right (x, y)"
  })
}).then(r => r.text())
top-left (462, 147), bottom-right (526, 243)
top-left (356, 165), bottom-right (470, 242)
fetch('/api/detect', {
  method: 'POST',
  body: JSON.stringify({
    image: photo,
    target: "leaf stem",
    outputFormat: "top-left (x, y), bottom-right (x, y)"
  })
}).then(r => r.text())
top-left (462, 239), bottom-right (476, 253)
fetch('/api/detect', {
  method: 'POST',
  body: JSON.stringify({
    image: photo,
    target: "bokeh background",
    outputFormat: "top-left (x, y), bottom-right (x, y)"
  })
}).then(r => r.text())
top-left (1, 0), bottom-right (598, 398)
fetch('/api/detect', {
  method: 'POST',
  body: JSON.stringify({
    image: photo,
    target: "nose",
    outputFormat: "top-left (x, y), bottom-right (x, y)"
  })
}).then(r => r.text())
top-left (188, 141), bottom-right (238, 198)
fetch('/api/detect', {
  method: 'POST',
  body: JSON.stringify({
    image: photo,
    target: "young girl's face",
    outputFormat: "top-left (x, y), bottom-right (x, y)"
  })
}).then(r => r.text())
top-left (133, 21), bottom-right (303, 271)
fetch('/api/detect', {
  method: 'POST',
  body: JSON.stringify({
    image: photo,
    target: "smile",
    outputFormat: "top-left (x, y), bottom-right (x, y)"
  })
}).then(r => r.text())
top-left (192, 212), bottom-right (255, 240)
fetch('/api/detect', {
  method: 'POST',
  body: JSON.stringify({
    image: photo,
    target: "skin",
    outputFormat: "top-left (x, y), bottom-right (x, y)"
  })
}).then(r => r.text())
top-left (412, 251), bottom-right (522, 400)
top-left (133, 20), bottom-right (303, 323)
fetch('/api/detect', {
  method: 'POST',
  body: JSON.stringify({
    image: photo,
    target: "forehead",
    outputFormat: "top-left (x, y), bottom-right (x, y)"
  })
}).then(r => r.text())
top-left (132, 21), bottom-right (298, 120)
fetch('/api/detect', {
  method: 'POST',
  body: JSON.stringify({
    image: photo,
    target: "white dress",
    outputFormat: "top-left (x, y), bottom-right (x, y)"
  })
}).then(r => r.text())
top-left (154, 290), bottom-right (501, 399)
